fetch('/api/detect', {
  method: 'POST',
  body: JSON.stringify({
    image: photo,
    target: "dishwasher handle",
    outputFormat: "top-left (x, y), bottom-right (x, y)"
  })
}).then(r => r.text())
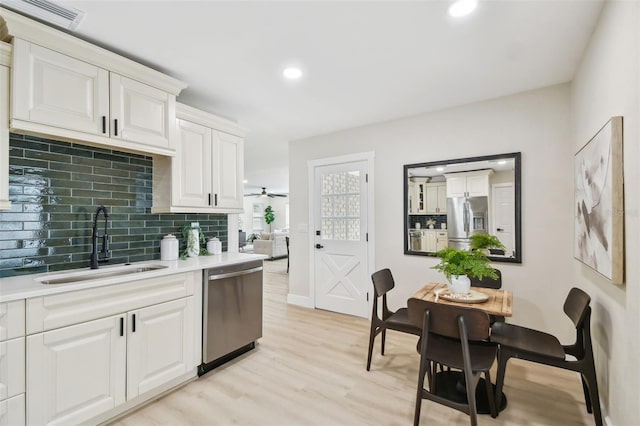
top-left (208, 266), bottom-right (263, 281)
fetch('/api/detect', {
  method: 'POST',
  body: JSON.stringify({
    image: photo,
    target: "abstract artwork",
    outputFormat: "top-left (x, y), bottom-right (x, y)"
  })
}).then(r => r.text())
top-left (574, 116), bottom-right (624, 284)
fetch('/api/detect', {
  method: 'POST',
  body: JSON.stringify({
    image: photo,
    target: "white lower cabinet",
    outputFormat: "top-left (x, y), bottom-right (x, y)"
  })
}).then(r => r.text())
top-left (0, 394), bottom-right (25, 426)
top-left (27, 296), bottom-right (194, 425)
top-left (27, 315), bottom-right (126, 426)
top-left (127, 297), bottom-right (194, 399)
top-left (24, 269), bottom-right (200, 425)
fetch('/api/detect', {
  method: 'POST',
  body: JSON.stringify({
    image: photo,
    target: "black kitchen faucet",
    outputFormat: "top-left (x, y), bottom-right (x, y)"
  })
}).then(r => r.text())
top-left (90, 206), bottom-right (111, 269)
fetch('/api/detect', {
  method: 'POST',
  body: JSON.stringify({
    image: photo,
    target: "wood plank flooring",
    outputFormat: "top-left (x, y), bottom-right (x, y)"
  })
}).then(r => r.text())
top-left (111, 259), bottom-right (594, 425)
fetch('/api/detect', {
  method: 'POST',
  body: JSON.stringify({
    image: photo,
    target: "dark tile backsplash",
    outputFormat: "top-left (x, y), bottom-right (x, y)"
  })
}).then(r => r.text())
top-left (409, 215), bottom-right (447, 229)
top-left (0, 134), bottom-right (228, 278)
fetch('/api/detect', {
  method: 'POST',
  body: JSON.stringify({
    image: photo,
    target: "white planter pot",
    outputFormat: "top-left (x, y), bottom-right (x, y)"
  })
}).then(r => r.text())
top-left (448, 275), bottom-right (471, 294)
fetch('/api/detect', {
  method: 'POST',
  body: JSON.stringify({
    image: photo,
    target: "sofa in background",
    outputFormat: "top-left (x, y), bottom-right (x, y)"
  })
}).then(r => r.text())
top-left (253, 230), bottom-right (289, 259)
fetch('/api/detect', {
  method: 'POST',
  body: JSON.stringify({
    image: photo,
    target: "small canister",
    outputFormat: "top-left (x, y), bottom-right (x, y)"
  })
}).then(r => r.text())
top-left (160, 234), bottom-right (179, 260)
top-left (207, 237), bottom-right (222, 255)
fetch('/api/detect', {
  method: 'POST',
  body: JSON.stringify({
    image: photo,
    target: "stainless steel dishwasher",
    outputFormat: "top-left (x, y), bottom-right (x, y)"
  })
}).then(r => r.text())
top-left (199, 259), bottom-right (263, 375)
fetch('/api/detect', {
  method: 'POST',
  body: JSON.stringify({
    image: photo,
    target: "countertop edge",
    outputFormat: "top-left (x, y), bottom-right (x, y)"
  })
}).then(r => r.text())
top-left (0, 252), bottom-right (268, 302)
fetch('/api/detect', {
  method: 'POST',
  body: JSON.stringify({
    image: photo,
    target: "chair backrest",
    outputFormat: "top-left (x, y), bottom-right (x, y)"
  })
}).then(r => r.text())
top-left (371, 269), bottom-right (395, 297)
top-left (563, 287), bottom-right (591, 329)
top-left (407, 298), bottom-right (491, 342)
top-left (470, 269), bottom-right (502, 289)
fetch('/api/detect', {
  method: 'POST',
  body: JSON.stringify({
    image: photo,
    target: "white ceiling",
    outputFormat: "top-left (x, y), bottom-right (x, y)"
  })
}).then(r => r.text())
top-left (55, 0), bottom-right (602, 194)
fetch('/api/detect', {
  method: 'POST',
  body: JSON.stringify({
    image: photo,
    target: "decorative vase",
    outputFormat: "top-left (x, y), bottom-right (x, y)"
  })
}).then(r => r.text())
top-left (448, 275), bottom-right (471, 294)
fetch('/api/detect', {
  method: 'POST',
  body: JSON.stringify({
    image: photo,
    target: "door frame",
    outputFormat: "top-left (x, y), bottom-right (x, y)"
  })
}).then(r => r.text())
top-left (307, 152), bottom-right (375, 314)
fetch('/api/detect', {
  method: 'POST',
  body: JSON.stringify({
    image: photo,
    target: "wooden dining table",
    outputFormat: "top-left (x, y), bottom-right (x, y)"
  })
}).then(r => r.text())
top-left (410, 282), bottom-right (513, 317)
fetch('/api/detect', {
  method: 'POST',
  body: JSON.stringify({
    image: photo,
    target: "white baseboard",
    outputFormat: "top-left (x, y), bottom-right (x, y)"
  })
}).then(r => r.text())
top-left (286, 293), bottom-right (313, 308)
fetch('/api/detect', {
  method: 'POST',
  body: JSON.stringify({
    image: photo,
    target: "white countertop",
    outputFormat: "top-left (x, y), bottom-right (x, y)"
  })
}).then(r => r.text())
top-left (0, 252), bottom-right (267, 302)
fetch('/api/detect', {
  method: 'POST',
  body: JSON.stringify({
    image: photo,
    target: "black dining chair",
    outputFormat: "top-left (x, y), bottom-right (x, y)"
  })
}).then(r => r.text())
top-left (366, 269), bottom-right (421, 371)
top-left (491, 287), bottom-right (602, 426)
top-left (408, 298), bottom-right (498, 426)
top-left (470, 269), bottom-right (504, 324)
top-left (285, 236), bottom-right (290, 273)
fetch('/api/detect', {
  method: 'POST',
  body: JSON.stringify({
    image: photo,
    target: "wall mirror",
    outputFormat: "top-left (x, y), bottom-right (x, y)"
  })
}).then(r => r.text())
top-left (403, 152), bottom-right (521, 263)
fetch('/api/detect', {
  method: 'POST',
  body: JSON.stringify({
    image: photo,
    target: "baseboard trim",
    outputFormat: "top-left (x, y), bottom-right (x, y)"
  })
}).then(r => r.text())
top-left (287, 293), bottom-right (313, 308)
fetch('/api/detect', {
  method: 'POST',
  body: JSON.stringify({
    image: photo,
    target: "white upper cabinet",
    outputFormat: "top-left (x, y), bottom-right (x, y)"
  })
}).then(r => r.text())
top-left (7, 27), bottom-right (185, 156)
top-left (212, 131), bottom-right (244, 210)
top-left (0, 43), bottom-right (9, 211)
top-left (425, 183), bottom-right (447, 214)
top-left (172, 119), bottom-right (213, 208)
top-left (12, 39), bottom-right (179, 155)
top-left (110, 74), bottom-right (175, 151)
top-left (444, 170), bottom-right (493, 198)
top-left (153, 103), bottom-right (245, 213)
top-left (12, 38), bottom-right (110, 136)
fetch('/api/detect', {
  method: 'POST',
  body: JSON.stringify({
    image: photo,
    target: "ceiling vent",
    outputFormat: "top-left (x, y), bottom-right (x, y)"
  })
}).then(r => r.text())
top-left (0, 0), bottom-right (85, 30)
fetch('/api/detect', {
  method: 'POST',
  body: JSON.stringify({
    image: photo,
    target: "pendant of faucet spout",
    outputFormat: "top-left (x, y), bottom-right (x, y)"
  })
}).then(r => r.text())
top-left (91, 206), bottom-right (110, 269)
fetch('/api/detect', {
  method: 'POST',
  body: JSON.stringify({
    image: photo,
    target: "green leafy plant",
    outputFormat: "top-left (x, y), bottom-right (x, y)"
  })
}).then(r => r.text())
top-left (179, 223), bottom-right (209, 259)
top-left (469, 233), bottom-right (505, 251)
top-left (264, 206), bottom-right (275, 225)
top-left (432, 247), bottom-right (498, 281)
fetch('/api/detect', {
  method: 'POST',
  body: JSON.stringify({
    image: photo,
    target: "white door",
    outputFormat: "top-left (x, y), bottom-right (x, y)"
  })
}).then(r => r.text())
top-left (492, 183), bottom-right (515, 256)
top-left (314, 161), bottom-right (369, 318)
top-left (12, 39), bottom-right (109, 136)
top-left (110, 74), bottom-right (175, 149)
top-left (127, 297), bottom-right (194, 399)
top-left (212, 131), bottom-right (244, 210)
top-left (173, 119), bottom-right (212, 208)
top-left (26, 315), bottom-right (126, 426)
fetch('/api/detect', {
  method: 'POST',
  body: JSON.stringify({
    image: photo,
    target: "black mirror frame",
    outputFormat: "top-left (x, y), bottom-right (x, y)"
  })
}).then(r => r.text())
top-left (403, 152), bottom-right (522, 264)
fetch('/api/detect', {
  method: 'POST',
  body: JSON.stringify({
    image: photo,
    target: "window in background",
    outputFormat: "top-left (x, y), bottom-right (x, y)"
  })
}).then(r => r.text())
top-left (252, 203), bottom-right (263, 231)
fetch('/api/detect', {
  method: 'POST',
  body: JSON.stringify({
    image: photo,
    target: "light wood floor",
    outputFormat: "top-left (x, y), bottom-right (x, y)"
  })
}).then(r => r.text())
top-left (111, 259), bottom-right (594, 425)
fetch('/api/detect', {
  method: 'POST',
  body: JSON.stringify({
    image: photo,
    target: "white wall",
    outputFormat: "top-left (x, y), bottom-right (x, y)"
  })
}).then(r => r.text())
top-left (570, 2), bottom-right (639, 424)
top-left (240, 195), bottom-right (289, 235)
top-left (289, 84), bottom-right (574, 336)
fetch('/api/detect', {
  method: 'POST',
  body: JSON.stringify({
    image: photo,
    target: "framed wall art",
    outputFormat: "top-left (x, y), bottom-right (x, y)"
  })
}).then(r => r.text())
top-left (574, 116), bottom-right (624, 284)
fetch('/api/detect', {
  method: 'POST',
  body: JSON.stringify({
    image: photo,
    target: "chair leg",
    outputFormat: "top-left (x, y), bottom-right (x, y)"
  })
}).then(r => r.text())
top-left (581, 375), bottom-right (592, 413)
top-left (381, 329), bottom-right (387, 355)
top-left (494, 348), bottom-right (510, 410)
top-left (465, 373), bottom-right (480, 426)
top-left (366, 323), bottom-right (377, 371)
top-left (582, 367), bottom-right (603, 426)
top-left (484, 370), bottom-right (497, 418)
top-left (414, 353), bottom-right (429, 426)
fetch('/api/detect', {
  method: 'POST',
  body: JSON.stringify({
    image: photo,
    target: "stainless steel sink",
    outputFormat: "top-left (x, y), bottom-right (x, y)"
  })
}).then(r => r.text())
top-left (36, 264), bottom-right (168, 285)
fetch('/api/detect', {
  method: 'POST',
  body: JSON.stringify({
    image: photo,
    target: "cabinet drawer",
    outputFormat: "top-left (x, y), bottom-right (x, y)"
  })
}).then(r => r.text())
top-left (27, 271), bottom-right (198, 334)
top-left (0, 338), bottom-right (25, 400)
top-left (0, 301), bottom-right (25, 342)
top-left (0, 394), bottom-right (25, 426)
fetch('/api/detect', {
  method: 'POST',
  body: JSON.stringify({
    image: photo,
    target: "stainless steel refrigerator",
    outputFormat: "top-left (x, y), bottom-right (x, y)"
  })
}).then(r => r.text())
top-left (447, 196), bottom-right (489, 250)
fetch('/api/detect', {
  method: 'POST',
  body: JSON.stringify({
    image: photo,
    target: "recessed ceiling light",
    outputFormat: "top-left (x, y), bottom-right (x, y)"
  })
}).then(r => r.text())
top-left (497, 160), bottom-right (507, 165)
top-left (448, 0), bottom-right (478, 17)
top-left (283, 67), bottom-right (303, 80)
top-left (243, 179), bottom-right (248, 184)
top-left (436, 167), bottom-right (445, 172)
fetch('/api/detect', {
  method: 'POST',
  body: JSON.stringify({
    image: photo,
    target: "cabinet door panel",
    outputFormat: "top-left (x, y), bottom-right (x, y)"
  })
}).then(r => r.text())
top-left (12, 39), bottom-right (109, 135)
top-left (436, 184), bottom-right (448, 213)
top-left (466, 175), bottom-right (489, 197)
top-left (212, 131), bottom-right (243, 210)
top-left (445, 176), bottom-right (466, 198)
top-left (0, 338), bottom-right (25, 400)
top-left (110, 74), bottom-right (174, 149)
top-left (0, 300), bottom-right (24, 342)
top-left (0, 394), bottom-right (25, 426)
top-left (172, 119), bottom-right (212, 208)
top-left (425, 185), bottom-right (438, 214)
top-left (127, 297), bottom-right (194, 399)
top-left (27, 315), bottom-right (126, 426)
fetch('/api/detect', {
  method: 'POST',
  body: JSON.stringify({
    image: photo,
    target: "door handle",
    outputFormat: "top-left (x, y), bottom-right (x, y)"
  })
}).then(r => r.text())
top-left (315, 244), bottom-right (324, 249)
top-left (496, 228), bottom-right (504, 232)
top-left (114, 119), bottom-right (118, 136)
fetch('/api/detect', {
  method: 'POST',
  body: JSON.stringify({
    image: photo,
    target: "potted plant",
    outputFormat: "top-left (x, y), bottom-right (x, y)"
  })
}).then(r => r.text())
top-left (264, 205), bottom-right (275, 232)
top-left (432, 247), bottom-right (498, 293)
top-left (469, 233), bottom-right (506, 255)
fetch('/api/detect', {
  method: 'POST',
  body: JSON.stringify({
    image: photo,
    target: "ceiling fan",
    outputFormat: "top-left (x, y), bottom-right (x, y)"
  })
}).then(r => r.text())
top-left (244, 187), bottom-right (287, 198)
